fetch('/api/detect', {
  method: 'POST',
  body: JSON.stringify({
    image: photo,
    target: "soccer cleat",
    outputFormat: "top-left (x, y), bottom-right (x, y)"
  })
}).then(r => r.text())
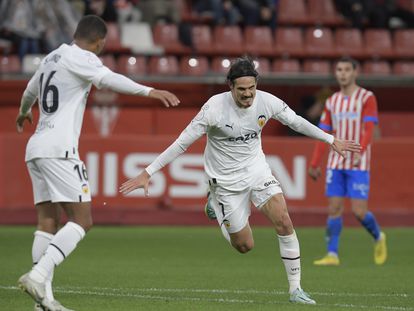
top-left (313, 253), bottom-right (340, 266)
top-left (18, 273), bottom-right (46, 304)
top-left (289, 288), bottom-right (316, 305)
top-left (35, 300), bottom-right (75, 311)
top-left (374, 232), bottom-right (387, 265)
top-left (204, 192), bottom-right (216, 220)
top-left (34, 303), bottom-right (45, 311)
top-left (43, 300), bottom-right (75, 311)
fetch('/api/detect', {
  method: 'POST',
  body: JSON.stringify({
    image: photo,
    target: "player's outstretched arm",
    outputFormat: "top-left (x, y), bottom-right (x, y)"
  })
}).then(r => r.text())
top-left (331, 138), bottom-right (361, 158)
top-left (120, 170), bottom-right (151, 196)
top-left (148, 89), bottom-right (180, 108)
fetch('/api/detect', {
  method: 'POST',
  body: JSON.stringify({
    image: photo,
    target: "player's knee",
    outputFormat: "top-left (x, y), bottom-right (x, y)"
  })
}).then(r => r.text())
top-left (328, 205), bottom-right (343, 217)
top-left (274, 215), bottom-right (293, 236)
top-left (233, 240), bottom-right (254, 254)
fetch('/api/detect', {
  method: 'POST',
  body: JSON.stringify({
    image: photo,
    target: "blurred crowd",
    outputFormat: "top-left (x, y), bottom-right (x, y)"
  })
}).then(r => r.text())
top-left (1, 0), bottom-right (414, 61)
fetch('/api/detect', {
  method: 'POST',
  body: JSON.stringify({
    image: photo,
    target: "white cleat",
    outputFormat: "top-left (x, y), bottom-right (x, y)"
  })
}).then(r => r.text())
top-left (289, 288), bottom-right (316, 305)
top-left (34, 303), bottom-right (45, 311)
top-left (42, 300), bottom-right (75, 311)
top-left (18, 273), bottom-right (46, 304)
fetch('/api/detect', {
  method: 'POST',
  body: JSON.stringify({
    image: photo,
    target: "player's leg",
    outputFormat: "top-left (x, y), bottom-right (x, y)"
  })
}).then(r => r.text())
top-left (19, 158), bottom-right (91, 310)
top-left (209, 186), bottom-right (254, 253)
top-left (33, 201), bottom-right (61, 308)
top-left (314, 169), bottom-right (345, 266)
top-left (348, 170), bottom-right (386, 264)
top-left (258, 193), bottom-right (315, 304)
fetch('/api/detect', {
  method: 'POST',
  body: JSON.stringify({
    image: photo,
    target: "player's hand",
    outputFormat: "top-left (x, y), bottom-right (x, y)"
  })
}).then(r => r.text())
top-left (331, 138), bottom-right (361, 159)
top-left (16, 111), bottom-right (33, 133)
top-left (119, 170), bottom-right (151, 196)
top-left (308, 166), bottom-right (321, 181)
top-left (149, 89), bottom-right (180, 108)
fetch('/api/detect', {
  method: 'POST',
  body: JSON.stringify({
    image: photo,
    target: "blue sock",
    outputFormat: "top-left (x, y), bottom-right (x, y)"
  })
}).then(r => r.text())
top-left (326, 217), bottom-right (343, 255)
top-left (360, 211), bottom-right (381, 241)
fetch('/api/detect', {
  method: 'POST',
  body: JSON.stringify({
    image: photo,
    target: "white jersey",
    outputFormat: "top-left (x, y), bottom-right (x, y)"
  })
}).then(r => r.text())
top-left (22, 43), bottom-right (152, 162)
top-left (146, 90), bottom-right (334, 191)
top-left (24, 44), bottom-right (110, 161)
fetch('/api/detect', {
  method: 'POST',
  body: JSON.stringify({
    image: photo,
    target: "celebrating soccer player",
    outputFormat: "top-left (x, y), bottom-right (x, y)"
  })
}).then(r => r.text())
top-left (120, 57), bottom-right (362, 305)
top-left (16, 15), bottom-right (179, 311)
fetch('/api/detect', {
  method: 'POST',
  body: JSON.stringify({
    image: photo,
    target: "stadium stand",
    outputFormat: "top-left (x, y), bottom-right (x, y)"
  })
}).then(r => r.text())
top-left (191, 25), bottom-right (214, 55)
top-left (362, 60), bottom-right (392, 75)
top-left (254, 58), bottom-right (271, 75)
top-left (211, 56), bottom-right (233, 74)
top-left (303, 60), bottom-right (332, 75)
top-left (394, 29), bottom-right (414, 58)
top-left (334, 28), bottom-right (365, 59)
top-left (363, 29), bottom-right (394, 59)
top-left (99, 55), bottom-right (117, 71)
top-left (244, 26), bottom-right (274, 57)
top-left (272, 59), bottom-right (301, 74)
top-left (305, 27), bottom-right (336, 58)
top-left (179, 56), bottom-right (209, 76)
top-left (393, 61), bottom-right (414, 75)
top-left (278, 0), bottom-right (310, 26)
top-left (308, 0), bottom-right (346, 27)
top-left (153, 24), bottom-right (192, 55)
top-left (213, 26), bottom-right (244, 56)
top-left (105, 23), bottom-right (131, 54)
top-left (117, 55), bottom-right (147, 75)
top-left (148, 56), bottom-right (179, 75)
top-left (274, 27), bottom-right (305, 58)
top-left (0, 55), bottom-right (21, 74)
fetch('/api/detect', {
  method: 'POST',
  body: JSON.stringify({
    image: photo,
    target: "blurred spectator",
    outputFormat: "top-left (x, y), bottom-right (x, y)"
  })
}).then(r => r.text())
top-left (236, 0), bottom-right (278, 31)
top-left (84, 0), bottom-right (118, 22)
top-left (335, 0), bottom-right (414, 28)
top-left (0, 0), bottom-right (42, 60)
top-left (334, 0), bottom-right (369, 29)
top-left (0, 0), bottom-right (80, 59)
top-left (193, 0), bottom-right (278, 29)
top-left (136, 0), bottom-right (193, 48)
top-left (193, 0), bottom-right (240, 25)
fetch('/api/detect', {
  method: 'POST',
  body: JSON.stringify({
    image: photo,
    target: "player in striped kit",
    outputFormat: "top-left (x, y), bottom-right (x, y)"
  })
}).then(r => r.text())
top-left (309, 57), bottom-right (387, 266)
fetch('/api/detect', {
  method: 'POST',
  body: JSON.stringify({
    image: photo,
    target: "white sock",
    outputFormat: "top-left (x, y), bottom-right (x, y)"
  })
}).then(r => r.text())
top-left (220, 224), bottom-right (231, 243)
top-left (30, 222), bottom-right (85, 283)
top-left (278, 231), bottom-right (301, 294)
top-left (32, 231), bottom-right (55, 301)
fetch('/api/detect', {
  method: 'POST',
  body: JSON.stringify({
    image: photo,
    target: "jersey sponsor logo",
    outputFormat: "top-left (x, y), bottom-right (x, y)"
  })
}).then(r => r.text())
top-left (258, 115), bottom-right (266, 127)
top-left (264, 179), bottom-right (277, 187)
top-left (333, 111), bottom-right (359, 120)
top-left (352, 182), bottom-right (369, 196)
top-left (228, 131), bottom-right (258, 142)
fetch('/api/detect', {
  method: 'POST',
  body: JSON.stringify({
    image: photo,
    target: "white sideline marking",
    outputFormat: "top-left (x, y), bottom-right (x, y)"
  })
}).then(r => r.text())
top-left (1, 285), bottom-right (412, 311)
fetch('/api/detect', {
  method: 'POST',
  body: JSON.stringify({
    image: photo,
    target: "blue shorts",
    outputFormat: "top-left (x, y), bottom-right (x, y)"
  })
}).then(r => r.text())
top-left (325, 169), bottom-right (370, 199)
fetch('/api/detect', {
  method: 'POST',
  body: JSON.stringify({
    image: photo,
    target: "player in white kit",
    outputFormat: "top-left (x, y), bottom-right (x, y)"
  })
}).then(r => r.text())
top-left (16, 15), bottom-right (180, 311)
top-left (120, 57), bottom-right (361, 305)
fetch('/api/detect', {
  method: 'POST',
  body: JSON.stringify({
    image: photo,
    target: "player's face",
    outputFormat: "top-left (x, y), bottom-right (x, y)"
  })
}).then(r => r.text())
top-left (335, 61), bottom-right (357, 87)
top-left (230, 76), bottom-right (257, 109)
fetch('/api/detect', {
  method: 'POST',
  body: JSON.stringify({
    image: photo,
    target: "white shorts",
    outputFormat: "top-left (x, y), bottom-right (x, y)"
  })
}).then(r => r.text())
top-left (208, 173), bottom-right (283, 234)
top-left (27, 158), bottom-right (91, 204)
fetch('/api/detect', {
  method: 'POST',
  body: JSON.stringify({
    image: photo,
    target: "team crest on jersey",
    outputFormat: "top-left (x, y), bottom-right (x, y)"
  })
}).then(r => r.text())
top-left (258, 115), bottom-right (266, 127)
top-left (223, 219), bottom-right (231, 228)
top-left (81, 183), bottom-right (89, 194)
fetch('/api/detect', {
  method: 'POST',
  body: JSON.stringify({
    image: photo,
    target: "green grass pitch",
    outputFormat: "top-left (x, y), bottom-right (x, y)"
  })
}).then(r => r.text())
top-left (1, 226), bottom-right (413, 311)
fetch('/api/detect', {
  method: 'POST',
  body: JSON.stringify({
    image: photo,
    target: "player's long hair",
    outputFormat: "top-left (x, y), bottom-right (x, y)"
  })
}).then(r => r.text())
top-left (227, 56), bottom-right (259, 86)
